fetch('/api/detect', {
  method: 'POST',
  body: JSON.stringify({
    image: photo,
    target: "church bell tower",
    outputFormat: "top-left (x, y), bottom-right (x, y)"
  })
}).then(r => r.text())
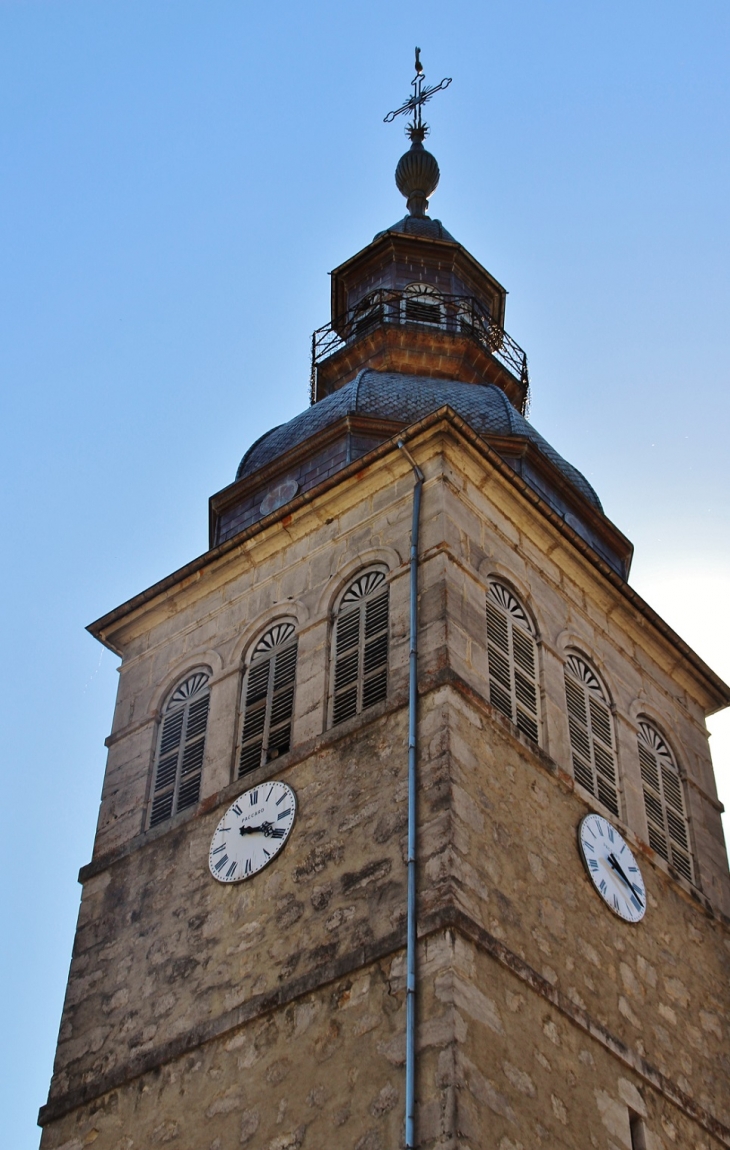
top-left (40, 55), bottom-right (730, 1150)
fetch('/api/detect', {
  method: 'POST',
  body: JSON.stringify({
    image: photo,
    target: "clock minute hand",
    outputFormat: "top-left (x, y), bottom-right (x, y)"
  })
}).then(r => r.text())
top-left (607, 852), bottom-right (644, 907)
top-left (239, 821), bottom-right (283, 839)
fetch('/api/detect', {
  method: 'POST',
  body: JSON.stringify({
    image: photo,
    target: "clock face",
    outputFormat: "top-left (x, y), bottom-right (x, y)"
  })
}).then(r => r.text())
top-left (578, 814), bottom-right (646, 923)
top-left (209, 781), bottom-right (296, 884)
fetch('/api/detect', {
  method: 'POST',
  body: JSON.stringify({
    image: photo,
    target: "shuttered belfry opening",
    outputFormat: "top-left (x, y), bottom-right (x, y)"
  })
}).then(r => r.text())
top-left (238, 622), bottom-right (299, 778)
top-left (638, 720), bottom-right (693, 883)
top-left (332, 569), bottom-right (389, 726)
top-left (564, 654), bottom-right (619, 817)
top-left (485, 581), bottom-right (540, 742)
top-left (403, 282), bottom-right (443, 327)
top-left (150, 671), bottom-right (210, 828)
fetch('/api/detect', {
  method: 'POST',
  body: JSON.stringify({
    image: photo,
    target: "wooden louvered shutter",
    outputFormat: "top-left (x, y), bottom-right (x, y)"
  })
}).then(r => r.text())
top-left (486, 583), bottom-right (539, 742)
top-left (332, 571), bottom-right (389, 726)
top-left (403, 284), bottom-right (443, 327)
top-left (238, 623), bottom-right (298, 779)
top-left (150, 672), bottom-right (210, 828)
top-left (638, 722), bottom-right (693, 883)
top-left (564, 655), bottom-right (618, 816)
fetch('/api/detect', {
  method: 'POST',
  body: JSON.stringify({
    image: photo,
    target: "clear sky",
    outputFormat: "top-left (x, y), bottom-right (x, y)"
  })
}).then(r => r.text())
top-left (1, 2), bottom-right (729, 1145)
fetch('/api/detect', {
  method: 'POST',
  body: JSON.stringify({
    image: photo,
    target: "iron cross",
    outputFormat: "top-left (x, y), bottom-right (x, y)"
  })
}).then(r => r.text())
top-left (384, 48), bottom-right (452, 140)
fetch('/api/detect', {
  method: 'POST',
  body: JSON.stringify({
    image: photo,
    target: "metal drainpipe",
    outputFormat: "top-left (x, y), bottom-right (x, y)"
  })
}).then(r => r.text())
top-left (398, 439), bottom-right (424, 1150)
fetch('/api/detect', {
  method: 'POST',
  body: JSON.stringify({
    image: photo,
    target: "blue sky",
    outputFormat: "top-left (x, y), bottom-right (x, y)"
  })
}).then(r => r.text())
top-left (1, 2), bottom-right (729, 1145)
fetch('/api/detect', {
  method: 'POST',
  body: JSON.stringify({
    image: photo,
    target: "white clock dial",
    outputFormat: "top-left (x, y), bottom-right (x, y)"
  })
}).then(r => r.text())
top-left (578, 814), bottom-right (646, 923)
top-left (209, 781), bottom-right (296, 883)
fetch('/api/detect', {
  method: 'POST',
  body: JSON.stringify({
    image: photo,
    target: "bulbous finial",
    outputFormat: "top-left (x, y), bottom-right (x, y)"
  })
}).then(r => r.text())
top-left (395, 142), bottom-right (440, 218)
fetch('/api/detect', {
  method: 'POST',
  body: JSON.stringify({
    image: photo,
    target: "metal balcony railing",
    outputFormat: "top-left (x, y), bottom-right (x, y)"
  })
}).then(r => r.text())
top-left (310, 288), bottom-right (529, 405)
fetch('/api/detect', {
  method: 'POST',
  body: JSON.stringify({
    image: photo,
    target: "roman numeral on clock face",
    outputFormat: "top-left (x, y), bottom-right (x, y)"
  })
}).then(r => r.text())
top-left (250, 790), bottom-right (259, 806)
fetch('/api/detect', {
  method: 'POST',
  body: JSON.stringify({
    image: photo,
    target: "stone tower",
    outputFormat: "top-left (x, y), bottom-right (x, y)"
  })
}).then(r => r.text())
top-left (40, 76), bottom-right (730, 1150)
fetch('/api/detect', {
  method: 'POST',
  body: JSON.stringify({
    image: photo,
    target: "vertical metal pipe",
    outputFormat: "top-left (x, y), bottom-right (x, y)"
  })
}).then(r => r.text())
top-left (398, 439), bottom-right (424, 1150)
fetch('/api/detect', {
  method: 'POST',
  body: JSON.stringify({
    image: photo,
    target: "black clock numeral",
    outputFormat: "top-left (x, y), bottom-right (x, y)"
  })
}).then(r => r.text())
top-left (608, 826), bottom-right (615, 843)
top-left (628, 865), bottom-right (638, 872)
top-left (214, 854), bottom-right (229, 872)
top-left (612, 893), bottom-right (620, 911)
top-left (250, 790), bottom-right (259, 806)
top-left (597, 822), bottom-right (604, 837)
top-left (271, 828), bottom-right (286, 839)
top-left (244, 858), bottom-right (252, 876)
top-left (267, 786), bottom-right (274, 800)
top-left (263, 848), bottom-right (271, 858)
top-left (232, 804), bottom-right (242, 816)
top-left (599, 878), bottom-right (607, 894)
top-left (218, 826), bottom-right (230, 833)
top-left (583, 840), bottom-right (595, 853)
top-left (588, 858), bottom-right (599, 872)
top-left (630, 893), bottom-right (642, 912)
top-left (277, 808), bottom-right (291, 820)
top-left (275, 792), bottom-right (287, 806)
top-left (226, 861), bottom-right (238, 878)
top-left (211, 843), bottom-right (227, 855)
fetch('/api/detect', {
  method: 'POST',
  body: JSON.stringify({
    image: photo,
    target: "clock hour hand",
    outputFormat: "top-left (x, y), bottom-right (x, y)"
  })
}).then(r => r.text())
top-left (607, 852), bottom-right (644, 907)
top-left (239, 821), bottom-right (285, 839)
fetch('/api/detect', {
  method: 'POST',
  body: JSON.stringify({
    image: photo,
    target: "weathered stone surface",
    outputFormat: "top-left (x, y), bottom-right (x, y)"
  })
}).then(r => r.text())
top-left (41, 422), bottom-right (730, 1149)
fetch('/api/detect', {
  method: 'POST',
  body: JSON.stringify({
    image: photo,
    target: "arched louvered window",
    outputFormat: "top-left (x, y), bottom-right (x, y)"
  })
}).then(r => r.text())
top-left (331, 569), bottom-right (389, 726)
top-left (564, 655), bottom-right (619, 817)
top-left (402, 282), bottom-right (443, 327)
top-left (238, 622), bottom-right (298, 778)
top-left (149, 671), bottom-right (210, 828)
top-left (637, 721), bottom-right (693, 883)
top-left (485, 582), bottom-right (540, 742)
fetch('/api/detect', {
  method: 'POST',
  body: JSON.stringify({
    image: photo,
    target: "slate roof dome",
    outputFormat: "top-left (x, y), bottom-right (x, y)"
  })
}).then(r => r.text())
top-left (237, 370), bottom-right (597, 510)
top-left (372, 215), bottom-right (456, 242)
top-left (236, 368), bottom-right (602, 512)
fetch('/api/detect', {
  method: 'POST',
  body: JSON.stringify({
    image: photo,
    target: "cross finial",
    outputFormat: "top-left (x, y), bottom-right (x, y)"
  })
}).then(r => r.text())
top-left (384, 48), bottom-right (452, 143)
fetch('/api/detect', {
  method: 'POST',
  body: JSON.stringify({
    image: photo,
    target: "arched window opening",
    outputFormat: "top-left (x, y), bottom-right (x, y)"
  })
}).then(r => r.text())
top-left (637, 721), bottom-right (693, 883)
top-left (149, 670), bottom-right (210, 828)
top-left (331, 569), bottom-right (389, 726)
top-left (351, 291), bottom-right (385, 338)
top-left (402, 282), bottom-right (443, 327)
top-left (564, 655), bottom-right (619, 816)
top-left (486, 582), bottom-right (540, 742)
top-left (238, 622), bottom-right (299, 778)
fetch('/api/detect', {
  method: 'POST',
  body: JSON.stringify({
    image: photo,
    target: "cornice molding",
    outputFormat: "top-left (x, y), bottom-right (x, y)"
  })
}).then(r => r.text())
top-left (86, 410), bottom-right (730, 712)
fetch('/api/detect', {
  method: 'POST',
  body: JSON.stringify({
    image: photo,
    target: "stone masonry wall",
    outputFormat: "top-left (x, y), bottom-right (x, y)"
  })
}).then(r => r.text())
top-left (40, 421), bottom-right (730, 1148)
top-left (41, 684), bottom-right (730, 1145)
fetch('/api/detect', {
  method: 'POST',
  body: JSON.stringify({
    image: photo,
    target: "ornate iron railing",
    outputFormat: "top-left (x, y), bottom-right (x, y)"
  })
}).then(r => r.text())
top-left (310, 288), bottom-right (529, 405)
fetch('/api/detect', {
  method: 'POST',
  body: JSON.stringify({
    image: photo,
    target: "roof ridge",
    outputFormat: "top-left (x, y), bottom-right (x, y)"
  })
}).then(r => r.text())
top-left (352, 368), bottom-right (370, 414)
